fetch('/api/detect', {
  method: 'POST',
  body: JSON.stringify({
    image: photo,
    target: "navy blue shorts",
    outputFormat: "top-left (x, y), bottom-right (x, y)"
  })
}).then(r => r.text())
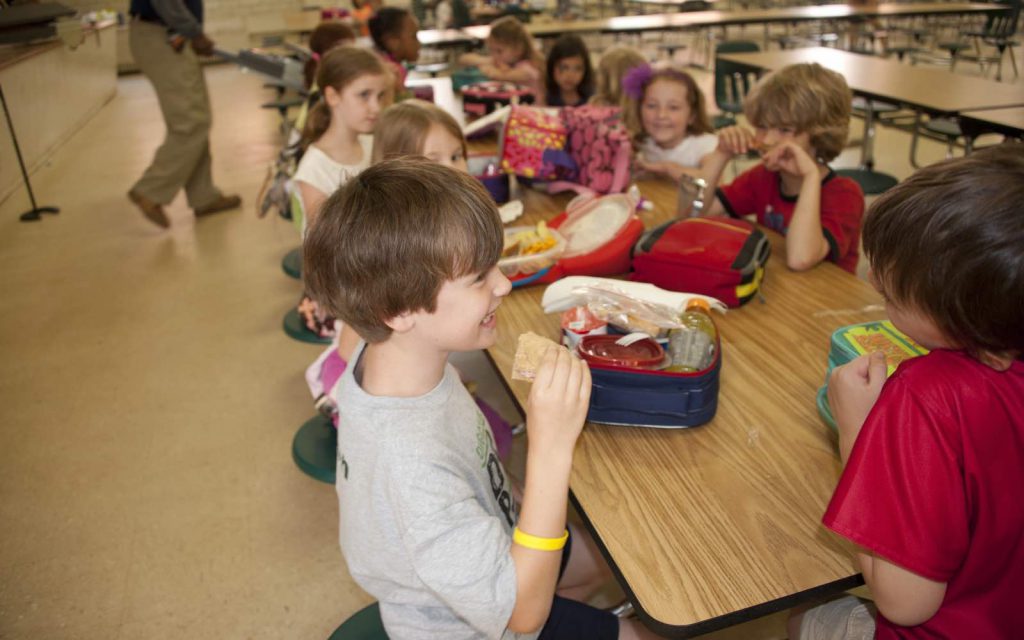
top-left (537, 529), bottom-right (619, 640)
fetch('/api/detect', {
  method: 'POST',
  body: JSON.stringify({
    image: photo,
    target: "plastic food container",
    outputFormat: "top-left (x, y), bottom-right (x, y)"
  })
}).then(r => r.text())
top-left (560, 307), bottom-right (607, 349)
top-left (468, 155), bottom-right (509, 204)
top-left (558, 194), bottom-right (635, 258)
top-left (498, 226), bottom-right (566, 278)
top-left (576, 334), bottom-right (666, 370)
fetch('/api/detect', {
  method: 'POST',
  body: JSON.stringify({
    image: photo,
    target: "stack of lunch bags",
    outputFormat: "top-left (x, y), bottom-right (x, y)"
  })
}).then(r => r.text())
top-left (499, 104), bottom-right (633, 195)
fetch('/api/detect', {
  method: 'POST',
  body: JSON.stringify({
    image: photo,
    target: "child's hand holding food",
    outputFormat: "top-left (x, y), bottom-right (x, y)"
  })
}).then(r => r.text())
top-left (716, 125), bottom-right (758, 157)
top-left (514, 332), bottom-right (592, 451)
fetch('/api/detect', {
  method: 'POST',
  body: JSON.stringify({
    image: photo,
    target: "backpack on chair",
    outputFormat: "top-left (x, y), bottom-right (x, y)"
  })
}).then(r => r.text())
top-left (257, 145), bottom-right (300, 220)
top-left (257, 89), bottom-right (322, 220)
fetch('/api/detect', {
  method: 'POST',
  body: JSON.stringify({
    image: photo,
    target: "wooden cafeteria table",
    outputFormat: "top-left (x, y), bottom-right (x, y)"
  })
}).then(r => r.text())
top-left (244, 12), bottom-right (479, 48)
top-left (486, 178), bottom-right (885, 637)
top-left (461, 2), bottom-right (1000, 40)
top-left (717, 47), bottom-right (1024, 169)
top-left (959, 107), bottom-right (1024, 148)
top-left (717, 47), bottom-right (1024, 115)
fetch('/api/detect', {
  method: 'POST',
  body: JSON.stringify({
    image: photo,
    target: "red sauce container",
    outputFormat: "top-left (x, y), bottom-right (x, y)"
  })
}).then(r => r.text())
top-left (576, 335), bottom-right (666, 370)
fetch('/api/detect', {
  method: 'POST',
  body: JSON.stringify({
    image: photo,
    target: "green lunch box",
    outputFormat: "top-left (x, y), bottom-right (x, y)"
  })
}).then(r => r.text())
top-left (817, 320), bottom-right (929, 430)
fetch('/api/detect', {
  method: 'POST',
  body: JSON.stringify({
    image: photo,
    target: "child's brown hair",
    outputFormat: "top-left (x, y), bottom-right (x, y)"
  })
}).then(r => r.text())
top-left (369, 7), bottom-right (415, 59)
top-left (743, 62), bottom-right (851, 162)
top-left (302, 159), bottom-right (503, 343)
top-left (487, 16), bottom-right (544, 71)
top-left (302, 46), bottom-right (392, 147)
top-left (371, 100), bottom-right (467, 163)
top-left (304, 22), bottom-right (356, 88)
top-left (863, 144), bottom-right (1024, 359)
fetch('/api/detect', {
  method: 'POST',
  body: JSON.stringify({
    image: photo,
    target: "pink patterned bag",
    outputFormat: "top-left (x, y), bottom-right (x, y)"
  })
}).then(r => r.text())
top-left (500, 106), bottom-right (567, 181)
top-left (556, 105), bottom-right (633, 195)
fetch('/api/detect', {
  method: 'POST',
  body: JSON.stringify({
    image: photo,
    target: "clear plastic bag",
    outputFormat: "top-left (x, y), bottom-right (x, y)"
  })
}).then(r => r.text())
top-left (569, 283), bottom-right (684, 338)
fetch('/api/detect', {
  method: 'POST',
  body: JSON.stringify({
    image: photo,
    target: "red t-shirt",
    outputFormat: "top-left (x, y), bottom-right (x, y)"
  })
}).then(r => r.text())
top-left (717, 164), bottom-right (864, 273)
top-left (823, 350), bottom-right (1024, 639)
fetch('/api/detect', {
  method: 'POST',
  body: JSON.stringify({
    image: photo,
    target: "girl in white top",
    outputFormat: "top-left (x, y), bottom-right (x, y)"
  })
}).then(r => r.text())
top-left (623, 63), bottom-right (718, 183)
top-left (307, 100), bottom-right (472, 424)
top-left (326, 100), bottom-right (469, 370)
top-left (293, 45), bottom-right (393, 233)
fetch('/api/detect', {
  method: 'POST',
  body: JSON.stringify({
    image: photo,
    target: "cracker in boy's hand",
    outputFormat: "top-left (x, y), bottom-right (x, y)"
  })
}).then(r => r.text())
top-left (512, 332), bottom-right (559, 381)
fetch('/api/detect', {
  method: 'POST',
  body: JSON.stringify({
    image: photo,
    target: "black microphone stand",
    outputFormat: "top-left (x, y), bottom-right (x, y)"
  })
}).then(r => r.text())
top-left (0, 82), bottom-right (59, 222)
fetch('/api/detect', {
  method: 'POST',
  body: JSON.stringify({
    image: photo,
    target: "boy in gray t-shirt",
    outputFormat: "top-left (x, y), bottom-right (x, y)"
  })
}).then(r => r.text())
top-left (302, 159), bottom-right (662, 639)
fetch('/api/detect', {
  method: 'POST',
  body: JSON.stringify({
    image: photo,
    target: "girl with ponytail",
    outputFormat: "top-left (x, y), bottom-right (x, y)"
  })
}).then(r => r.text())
top-left (293, 45), bottom-right (392, 232)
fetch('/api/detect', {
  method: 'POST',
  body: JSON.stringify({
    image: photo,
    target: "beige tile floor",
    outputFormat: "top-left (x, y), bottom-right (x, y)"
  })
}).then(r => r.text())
top-left (0, 46), bottom-right (1019, 639)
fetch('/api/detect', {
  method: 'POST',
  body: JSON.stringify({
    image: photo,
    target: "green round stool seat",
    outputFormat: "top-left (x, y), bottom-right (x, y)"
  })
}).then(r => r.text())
top-left (283, 308), bottom-right (332, 344)
top-left (293, 415), bottom-right (337, 484)
top-left (938, 41), bottom-right (969, 53)
top-left (835, 168), bottom-right (899, 195)
top-left (852, 97), bottom-right (899, 114)
top-left (282, 247), bottom-right (302, 279)
top-left (712, 113), bottom-right (735, 130)
top-left (924, 118), bottom-right (962, 138)
top-left (328, 603), bottom-right (388, 640)
top-left (885, 45), bottom-right (920, 60)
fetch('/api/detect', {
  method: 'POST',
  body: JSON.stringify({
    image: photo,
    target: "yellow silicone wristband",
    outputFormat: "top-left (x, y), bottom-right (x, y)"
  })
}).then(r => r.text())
top-left (513, 527), bottom-right (569, 551)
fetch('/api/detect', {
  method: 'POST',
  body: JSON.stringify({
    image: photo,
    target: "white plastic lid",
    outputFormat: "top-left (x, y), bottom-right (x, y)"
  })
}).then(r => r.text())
top-left (558, 196), bottom-right (633, 258)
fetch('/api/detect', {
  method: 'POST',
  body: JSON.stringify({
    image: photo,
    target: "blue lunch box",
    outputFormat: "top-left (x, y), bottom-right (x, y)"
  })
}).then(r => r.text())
top-left (585, 330), bottom-right (722, 429)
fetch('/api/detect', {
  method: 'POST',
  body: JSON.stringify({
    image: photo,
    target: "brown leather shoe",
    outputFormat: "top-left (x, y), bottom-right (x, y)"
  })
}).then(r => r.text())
top-left (194, 194), bottom-right (241, 217)
top-left (128, 190), bottom-right (170, 229)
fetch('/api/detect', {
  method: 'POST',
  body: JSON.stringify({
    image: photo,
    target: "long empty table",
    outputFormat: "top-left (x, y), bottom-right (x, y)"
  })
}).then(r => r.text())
top-left (717, 46), bottom-right (1024, 115)
top-left (459, 2), bottom-right (1000, 40)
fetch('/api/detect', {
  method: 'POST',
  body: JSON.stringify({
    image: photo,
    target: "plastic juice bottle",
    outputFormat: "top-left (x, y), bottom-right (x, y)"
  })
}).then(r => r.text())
top-left (666, 299), bottom-right (717, 372)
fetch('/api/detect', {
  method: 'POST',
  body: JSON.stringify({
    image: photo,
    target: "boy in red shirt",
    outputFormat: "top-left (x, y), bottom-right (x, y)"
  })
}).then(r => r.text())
top-left (702, 63), bottom-right (864, 273)
top-left (792, 145), bottom-right (1024, 638)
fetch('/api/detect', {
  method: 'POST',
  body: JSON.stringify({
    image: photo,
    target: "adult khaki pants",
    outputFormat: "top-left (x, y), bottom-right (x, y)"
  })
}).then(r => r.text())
top-left (130, 20), bottom-right (221, 209)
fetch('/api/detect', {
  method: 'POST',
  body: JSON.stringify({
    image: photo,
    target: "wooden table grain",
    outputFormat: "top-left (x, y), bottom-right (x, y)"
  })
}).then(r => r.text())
top-left (959, 107), bottom-right (1024, 144)
top-left (486, 178), bottom-right (884, 636)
